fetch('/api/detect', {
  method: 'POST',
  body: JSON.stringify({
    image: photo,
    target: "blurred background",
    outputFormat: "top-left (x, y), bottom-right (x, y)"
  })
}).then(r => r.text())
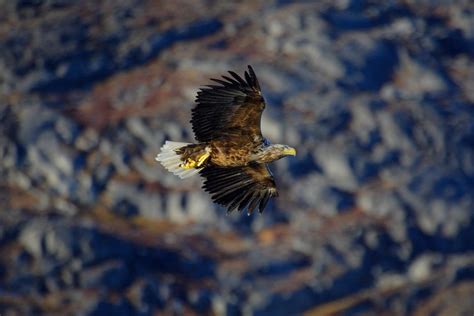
top-left (1, 0), bottom-right (474, 315)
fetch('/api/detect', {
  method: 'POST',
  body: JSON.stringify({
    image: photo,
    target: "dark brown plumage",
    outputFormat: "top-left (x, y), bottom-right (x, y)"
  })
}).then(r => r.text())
top-left (200, 163), bottom-right (277, 213)
top-left (191, 66), bottom-right (264, 143)
top-left (156, 65), bottom-right (295, 214)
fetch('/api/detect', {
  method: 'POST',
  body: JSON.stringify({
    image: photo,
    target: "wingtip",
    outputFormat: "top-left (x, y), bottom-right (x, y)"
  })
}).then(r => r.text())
top-left (227, 70), bottom-right (246, 85)
top-left (247, 65), bottom-right (260, 90)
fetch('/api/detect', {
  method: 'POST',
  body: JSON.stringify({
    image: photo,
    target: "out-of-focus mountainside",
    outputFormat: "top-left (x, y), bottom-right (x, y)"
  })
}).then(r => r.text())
top-left (1, 1), bottom-right (474, 315)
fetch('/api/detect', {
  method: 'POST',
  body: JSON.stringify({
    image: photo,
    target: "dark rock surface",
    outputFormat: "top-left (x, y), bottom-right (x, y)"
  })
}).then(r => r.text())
top-left (1, 1), bottom-right (474, 315)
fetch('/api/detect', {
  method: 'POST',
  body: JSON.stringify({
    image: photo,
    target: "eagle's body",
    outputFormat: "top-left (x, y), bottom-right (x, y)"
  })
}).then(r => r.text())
top-left (178, 140), bottom-right (256, 167)
top-left (156, 66), bottom-right (295, 214)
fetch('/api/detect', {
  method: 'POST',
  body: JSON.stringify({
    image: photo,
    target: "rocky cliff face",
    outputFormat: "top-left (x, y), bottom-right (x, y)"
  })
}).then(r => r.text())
top-left (1, 1), bottom-right (474, 315)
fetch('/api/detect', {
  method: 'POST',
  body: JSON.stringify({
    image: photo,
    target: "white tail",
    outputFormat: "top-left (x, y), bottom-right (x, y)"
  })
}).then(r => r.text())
top-left (155, 141), bottom-right (201, 179)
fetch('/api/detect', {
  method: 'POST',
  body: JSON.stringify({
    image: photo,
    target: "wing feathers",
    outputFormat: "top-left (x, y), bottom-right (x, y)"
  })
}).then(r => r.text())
top-left (221, 75), bottom-right (241, 86)
top-left (191, 65), bottom-right (265, 142)
top-left (247, 65), bottom-right (260, 90)
top-left (228, 70), bottom-right (248, 86)
top-left (200, 163), bottom-right (277, 214)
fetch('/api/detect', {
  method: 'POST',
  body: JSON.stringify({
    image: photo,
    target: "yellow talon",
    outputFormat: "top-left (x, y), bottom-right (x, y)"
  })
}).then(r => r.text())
top-left (197, 152), bottom-right (210, 167)
top-left (179, 151), bottom-right (210, 169)
top-left (180, 159), bottom-right (197, 169)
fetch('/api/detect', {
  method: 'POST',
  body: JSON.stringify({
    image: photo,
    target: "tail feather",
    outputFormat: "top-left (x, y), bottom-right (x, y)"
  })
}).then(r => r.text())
top-left (156, 141), bottom-right (201, 179)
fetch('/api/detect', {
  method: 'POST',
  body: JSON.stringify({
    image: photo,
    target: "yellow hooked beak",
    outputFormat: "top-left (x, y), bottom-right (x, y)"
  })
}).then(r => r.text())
top-left (283, 147), bottom-right (296, 156)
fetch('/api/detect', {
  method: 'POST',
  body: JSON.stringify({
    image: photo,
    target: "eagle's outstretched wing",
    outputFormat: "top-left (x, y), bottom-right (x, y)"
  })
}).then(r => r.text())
top-left (191, 65), bottom-right (266, 142)
top-left (200, 163), bottom-right (278, 213)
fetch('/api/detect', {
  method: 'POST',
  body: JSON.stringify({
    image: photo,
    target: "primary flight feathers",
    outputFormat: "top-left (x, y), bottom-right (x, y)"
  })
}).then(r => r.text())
top-left (192, 65), bottom-right (264, 142)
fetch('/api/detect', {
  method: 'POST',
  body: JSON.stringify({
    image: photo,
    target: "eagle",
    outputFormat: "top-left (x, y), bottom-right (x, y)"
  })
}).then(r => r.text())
top-left (156, 66), bottom-right (296, 214)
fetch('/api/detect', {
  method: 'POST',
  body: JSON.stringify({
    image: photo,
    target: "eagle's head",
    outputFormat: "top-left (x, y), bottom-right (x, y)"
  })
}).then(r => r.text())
top-left (253, 144), bottom-right (296, 163)
top-left (271, 144), bottom-right (297, 158)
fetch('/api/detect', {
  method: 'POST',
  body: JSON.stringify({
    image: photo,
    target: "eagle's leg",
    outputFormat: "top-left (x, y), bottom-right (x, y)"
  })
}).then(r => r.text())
top-left (178, 145), bottom-right (211, 169)
top-left (197, 152), bottom-right (210, 167)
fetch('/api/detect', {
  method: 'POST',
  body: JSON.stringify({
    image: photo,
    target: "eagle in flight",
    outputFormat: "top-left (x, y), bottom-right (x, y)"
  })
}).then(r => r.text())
top-left (156, 66), bottom-right (296, 214)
